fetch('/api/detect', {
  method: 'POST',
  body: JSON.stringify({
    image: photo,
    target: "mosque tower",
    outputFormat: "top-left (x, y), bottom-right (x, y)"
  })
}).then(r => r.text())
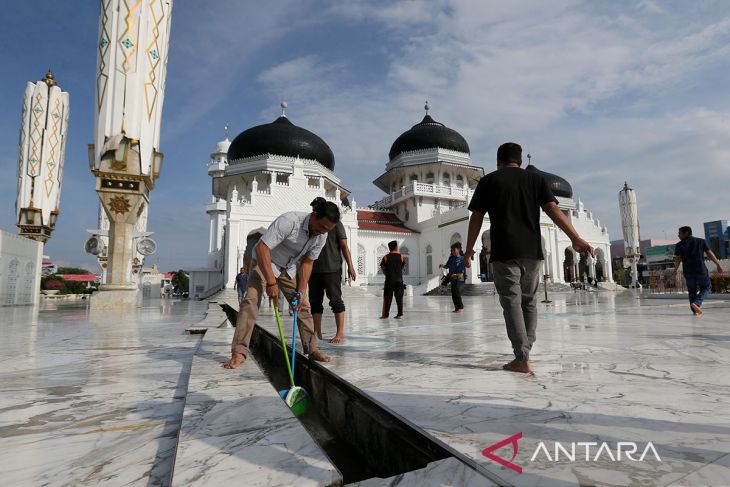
top-left (371, 102), bottom-right (483, 227)
top-left (16, 70), bottom-right (70, 244)
top-left (86, 0), bottom-right (173, 307)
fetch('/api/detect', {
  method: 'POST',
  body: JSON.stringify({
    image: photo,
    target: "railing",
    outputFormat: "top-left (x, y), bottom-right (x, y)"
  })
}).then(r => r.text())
top-left (646, 270), bottom-right (730, 294)
top-left (373, 181), bottom-right (469, 208)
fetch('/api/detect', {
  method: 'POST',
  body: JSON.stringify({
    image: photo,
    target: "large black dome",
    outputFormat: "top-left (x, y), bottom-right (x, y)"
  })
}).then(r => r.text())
top-left (526, 164), bottom-right (573, 199)
top-left (227, 116), bottom-right (335, 170)
top-left (389, 114), bottom-right (469, 161)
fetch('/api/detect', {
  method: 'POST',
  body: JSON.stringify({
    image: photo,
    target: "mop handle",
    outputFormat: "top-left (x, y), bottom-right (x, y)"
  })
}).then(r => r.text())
top-left (274, 305), bottom-right (295, 388)
top-left (290, 291), bottom-right (300, 377)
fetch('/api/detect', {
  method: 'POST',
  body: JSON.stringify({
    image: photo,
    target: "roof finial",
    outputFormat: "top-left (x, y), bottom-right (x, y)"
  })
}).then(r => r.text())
top-left (224, 122), bottom-right (230, 139)
top-left (43, 69), bottom-right (56, 87)
top-left (424, 100), bottom-right (430, 115)
top-left (527, 153), bottom-right (532, 166)
top-left (280, 100), bottom-right (288, 117)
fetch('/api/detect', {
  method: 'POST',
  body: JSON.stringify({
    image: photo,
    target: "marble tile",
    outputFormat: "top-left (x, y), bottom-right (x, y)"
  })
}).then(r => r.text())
top-left (172, 328), bottom-right (341, 486)
top-left (242, 288), bottom-right (730, 486)
top-left (351, 457), bottom-right (498, 486)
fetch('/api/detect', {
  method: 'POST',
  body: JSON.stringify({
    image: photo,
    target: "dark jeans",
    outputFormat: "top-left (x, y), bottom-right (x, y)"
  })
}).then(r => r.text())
top-left (450, 280), bottom-right (464, 310)
top-left (492, 259), bottom-right (542, 361)
top-left (685, 274), bottom-right (711, 310)
top-left (309, 271), bottom-right (345, 315)
top-left (382, 281), bottom-right (404, 317)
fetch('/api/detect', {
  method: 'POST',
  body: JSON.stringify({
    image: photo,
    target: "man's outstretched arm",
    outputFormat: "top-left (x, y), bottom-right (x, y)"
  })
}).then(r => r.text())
top-left (542, 202), bottom-right (595, 256)
top-left (706, 249), bottom-right (724, 273)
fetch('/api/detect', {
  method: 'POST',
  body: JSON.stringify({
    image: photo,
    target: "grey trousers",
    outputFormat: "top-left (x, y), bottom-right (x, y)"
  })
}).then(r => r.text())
top-left (492, 259), bottom-right (542, 361)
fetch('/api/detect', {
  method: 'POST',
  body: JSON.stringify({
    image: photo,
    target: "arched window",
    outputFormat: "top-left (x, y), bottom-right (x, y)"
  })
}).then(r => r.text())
top-left (410, 174), bottom-right (418, 183)
top-left (425, 244), bottom-right (433, 275)
top-left (376, 245), bottom-right (388, 274)
top-left (426, 172), bottom-right (434, 184)
top-left (442, 173), bottom-right (451, 186)
top-left (450, 233), bottom-right (462, 246)
top-left (456, 175), bottom-right (464, 188)
top-left (401, 245), bottom-right (410, 275)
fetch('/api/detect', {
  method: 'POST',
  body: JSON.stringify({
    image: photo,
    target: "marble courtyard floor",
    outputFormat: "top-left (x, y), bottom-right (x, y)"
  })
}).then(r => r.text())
top-left (1, 289), bottom-right (728, 486)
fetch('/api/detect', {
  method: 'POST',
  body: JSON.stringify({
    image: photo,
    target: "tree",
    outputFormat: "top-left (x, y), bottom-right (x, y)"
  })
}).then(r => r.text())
top-left (171, 269), bottom-right (189, 293)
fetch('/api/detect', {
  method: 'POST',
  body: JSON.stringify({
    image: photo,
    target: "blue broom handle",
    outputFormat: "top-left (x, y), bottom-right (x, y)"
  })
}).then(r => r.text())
top-left (291, 292), bottom-right (300, 377)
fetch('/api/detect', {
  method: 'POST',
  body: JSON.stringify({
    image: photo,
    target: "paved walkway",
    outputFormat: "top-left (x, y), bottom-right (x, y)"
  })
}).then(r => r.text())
top-left (2, 289), bottom-right (728, 486)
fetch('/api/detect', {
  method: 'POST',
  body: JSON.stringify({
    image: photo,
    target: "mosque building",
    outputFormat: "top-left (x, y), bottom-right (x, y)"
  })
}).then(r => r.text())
top-left (189, 103), bottom-right (612, 299)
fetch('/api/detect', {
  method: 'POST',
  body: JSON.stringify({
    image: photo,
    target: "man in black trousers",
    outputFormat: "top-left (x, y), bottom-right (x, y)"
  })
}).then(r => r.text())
top-left (380, 240), bottom-right (405, 319)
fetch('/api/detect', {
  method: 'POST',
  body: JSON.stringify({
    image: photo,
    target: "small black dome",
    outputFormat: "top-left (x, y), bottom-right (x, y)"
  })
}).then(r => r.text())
top-left (228, 116), bottom-right (335, 170)
top-left (526, 164), bottom-right (573, 199)
top-left (389, 114), bottom-right (469, 161)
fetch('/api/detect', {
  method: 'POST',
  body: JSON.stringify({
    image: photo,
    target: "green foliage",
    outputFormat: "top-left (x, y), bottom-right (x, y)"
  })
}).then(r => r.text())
top-left (710, 273), bottom-right (730, 293)
top-left (171, 269), bottom-right (189, 293)
top-left (59, 280), bottom-right (87, 295)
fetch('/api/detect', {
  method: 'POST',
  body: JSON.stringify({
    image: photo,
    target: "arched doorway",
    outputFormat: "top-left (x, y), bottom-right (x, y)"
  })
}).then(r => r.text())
top-left (595, 248), bottom-right (606, 282)
top-left (479, 231), bottom-right (492, 281)
top-left (563, 248), bottom-right (576, 282)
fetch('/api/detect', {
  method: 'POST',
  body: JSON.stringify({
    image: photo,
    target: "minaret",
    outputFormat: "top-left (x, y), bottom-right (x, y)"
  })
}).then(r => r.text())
top-left (619, 182), bottom-right (641, 288)
top-left (87, 0), bottom-right (173, 308)
top-left (16, 70), bottom-right (70, 243)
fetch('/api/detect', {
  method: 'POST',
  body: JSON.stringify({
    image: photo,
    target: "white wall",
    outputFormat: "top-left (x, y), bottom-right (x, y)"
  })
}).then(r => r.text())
top-left (0, 230), bottom-right (43, 306)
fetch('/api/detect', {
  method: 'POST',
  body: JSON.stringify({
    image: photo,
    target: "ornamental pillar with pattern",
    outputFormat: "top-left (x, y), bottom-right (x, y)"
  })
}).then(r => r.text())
top-left (89, 0), bottom-right (173, 290)
top-left (16, 71), bottom-right (70, 244)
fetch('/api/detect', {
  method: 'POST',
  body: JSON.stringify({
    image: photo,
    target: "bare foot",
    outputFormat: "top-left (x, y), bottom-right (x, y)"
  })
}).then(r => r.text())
top-left (223, 353), bottom-right (246, 369)
top-left (394, 315), bottom-right (404, 320)
top-left (452, 309), bottom-right (464, 313)
top-left (329, 335), bottom-right (345, 344)
top-left (690, 303), bottom-right (703, 316)
top-left (503, 359), bottom-right (533, 374)
top-left (316, 332), bottom-right (323, 340)
top-left (309, 350), bottom-right (332, 362)
top-left (379, 315), bottom-right (388, 319)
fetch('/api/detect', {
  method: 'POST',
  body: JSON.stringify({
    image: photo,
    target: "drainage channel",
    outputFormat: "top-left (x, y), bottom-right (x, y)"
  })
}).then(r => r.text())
top-left (251, 324), bottom-right (465, 485)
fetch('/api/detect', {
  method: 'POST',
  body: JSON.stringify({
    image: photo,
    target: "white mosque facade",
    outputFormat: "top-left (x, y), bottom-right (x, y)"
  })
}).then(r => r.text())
top-left (189, 105), bottom-right (612, 300)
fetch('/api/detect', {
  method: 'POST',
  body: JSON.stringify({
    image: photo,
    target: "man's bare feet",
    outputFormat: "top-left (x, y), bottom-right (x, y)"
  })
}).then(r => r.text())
top-left (453, 309), bottom-right (464, 313)
top-left (379, 315), bottom-right (388, 319)
top-left (309, 350), bottom-right (332, 362)
top-left (316, 332), bottom-right (324, 340)
top-left (394, 315), bottom-right (404, 320)
top-left (503, 359), bottom-right (533, 374)
top-left (223, 353), bottom-right (246, 369)
top-left (691, 303), bottom-right (703, 316)
top-left (329, 335), bottom-right (345, 344)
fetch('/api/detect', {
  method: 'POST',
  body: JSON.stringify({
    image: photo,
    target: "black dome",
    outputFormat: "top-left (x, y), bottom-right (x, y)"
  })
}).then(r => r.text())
top-left (228, 116), bottom-right (335, 170)
top-left (526, 164), bottom-right (573, 198)
top-left (389, 114), bottom-right (469, 160)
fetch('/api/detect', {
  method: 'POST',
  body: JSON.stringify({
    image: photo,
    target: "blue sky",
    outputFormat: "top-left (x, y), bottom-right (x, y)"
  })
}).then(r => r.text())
top-left (1, 1), bottom-right (729, 271)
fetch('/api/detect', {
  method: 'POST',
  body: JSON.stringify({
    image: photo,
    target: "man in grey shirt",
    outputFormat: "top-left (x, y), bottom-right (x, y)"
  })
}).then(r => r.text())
top-left (223, 202), bottom-right (340, 369)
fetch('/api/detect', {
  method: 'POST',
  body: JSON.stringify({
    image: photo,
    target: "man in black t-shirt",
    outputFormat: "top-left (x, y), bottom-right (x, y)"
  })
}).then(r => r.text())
top-left (672, 226), bottom-right (723, 316)
top-left (309, 197), bottom-right (357, 343)
top-left (465, 142), bottom-right (594, 374)
top-left (380, 240), bottom-right (405, 319)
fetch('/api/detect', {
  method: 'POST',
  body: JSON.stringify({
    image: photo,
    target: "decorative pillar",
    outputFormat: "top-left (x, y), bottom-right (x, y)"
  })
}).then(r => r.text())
top-left (88, 0), bottom-right (173, 308)
top-left (16, 71), bottom-right (69, 244)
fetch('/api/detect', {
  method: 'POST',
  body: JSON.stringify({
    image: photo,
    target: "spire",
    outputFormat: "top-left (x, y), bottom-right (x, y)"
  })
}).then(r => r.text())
top-left (424, 100), bottom-right (430, 115)
top-left (42, 69), bottom-right (56, 87)
top-left (224, 122), bottom-right (230, 140)
top-left (527, 153), bottom-right (532, 166)
top-left (280, 100), bottom-right (288, 117)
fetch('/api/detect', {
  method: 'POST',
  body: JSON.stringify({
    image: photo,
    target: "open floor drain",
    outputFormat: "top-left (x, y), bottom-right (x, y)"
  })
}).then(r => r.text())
top-left (251, 324), bottom-right (453, 484)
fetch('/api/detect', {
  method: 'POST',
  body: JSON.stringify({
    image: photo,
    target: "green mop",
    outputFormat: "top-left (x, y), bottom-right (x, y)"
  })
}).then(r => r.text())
top-left (274, 296), bottom-right (311, 416)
